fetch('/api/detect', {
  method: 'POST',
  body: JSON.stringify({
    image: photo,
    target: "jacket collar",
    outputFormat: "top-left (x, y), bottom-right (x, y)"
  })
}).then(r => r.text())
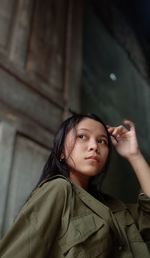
top-left (39, 174), bottom-right (126, 214)
top-left (72, 183), bottom-right (112, 224)
top-left (72, 182), bottom-right (127, 216)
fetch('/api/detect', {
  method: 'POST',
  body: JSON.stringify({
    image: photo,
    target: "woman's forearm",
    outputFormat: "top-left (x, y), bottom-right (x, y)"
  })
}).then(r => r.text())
top-left (127, 151), bottom-right (150, 197)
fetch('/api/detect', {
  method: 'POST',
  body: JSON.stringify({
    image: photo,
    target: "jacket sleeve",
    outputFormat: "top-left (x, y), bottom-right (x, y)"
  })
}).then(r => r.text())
top-left (0, 178), bottom-right (71, 258)
top-left (127, 193), bottom-right (150, 249)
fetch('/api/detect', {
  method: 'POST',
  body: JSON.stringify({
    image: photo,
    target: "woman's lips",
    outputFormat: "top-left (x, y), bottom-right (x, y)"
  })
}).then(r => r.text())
top-left (85, 156), bottom-right (100, 162)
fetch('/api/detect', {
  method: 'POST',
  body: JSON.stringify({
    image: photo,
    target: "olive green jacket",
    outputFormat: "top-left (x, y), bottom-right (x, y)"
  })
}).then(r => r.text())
top-left (0, 176), bottom-right (150, 258)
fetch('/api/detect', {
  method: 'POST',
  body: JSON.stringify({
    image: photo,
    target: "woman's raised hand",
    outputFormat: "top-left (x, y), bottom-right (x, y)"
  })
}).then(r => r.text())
top-left (107, 120), bottom-right (140, 160)
top-left (108, 119), bottom-right (150, 196)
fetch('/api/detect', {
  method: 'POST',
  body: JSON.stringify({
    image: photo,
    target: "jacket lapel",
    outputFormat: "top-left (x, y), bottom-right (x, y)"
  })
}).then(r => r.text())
top-left (73, 184), bottom-right (112, 224)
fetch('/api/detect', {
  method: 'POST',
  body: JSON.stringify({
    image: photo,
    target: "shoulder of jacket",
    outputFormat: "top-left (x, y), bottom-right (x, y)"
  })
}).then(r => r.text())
top-left (35, 175), bottom-right (73, 198)
top-left (38, 174), bottom-right (72, 188)
top-left (27, 175), bottom-right (73, 207)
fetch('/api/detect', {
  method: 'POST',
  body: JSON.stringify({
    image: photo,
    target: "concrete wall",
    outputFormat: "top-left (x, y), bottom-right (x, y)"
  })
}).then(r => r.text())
top-left (82, 0), bottom-right (150, 202)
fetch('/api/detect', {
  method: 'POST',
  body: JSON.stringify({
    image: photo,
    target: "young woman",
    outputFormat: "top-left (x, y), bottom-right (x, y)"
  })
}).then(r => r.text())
top-left (0, 113), bottom-right (150, 258)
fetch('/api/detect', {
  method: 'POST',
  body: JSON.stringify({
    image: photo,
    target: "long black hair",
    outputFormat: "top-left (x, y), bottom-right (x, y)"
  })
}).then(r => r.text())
top-left (38, 113), bottom-right (112, 193)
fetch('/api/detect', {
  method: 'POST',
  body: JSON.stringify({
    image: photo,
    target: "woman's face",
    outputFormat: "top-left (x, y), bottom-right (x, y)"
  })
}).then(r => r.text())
top-left (64, 118), bottom-right (109, 188)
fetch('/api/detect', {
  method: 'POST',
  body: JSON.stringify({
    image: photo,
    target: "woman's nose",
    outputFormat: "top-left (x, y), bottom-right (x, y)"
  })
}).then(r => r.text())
top-left (88, 139), bottom-right (99, 152)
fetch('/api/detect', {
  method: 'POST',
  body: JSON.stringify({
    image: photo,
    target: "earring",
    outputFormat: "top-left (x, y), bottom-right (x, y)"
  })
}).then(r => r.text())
top-left (60, 153), bottom-right (65, 160)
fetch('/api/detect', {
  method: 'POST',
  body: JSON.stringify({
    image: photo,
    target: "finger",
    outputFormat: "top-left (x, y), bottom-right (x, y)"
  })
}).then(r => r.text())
top-left (111, 125), bottom-right (128, 136)
top-left (123, 120), bottom-right (135, 132)
top-left (107, 126), bottom-right (115, 134)
top-left (110, 135), bottom-right (118, 145)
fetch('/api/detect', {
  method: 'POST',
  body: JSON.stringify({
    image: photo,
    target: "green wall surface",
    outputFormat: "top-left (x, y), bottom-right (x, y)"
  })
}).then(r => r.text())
top-left (82, 0), bottom-right (150, 202)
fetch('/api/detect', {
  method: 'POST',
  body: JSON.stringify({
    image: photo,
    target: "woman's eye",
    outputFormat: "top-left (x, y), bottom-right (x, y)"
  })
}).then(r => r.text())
top-left (98, 139), bottom-right (107, 145)
top-left (78, 134), bottom-right (86, 140)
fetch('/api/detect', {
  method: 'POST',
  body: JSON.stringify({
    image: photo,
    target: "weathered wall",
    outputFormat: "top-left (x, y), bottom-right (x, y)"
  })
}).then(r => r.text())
top-left (82, 0), bottom-right (150, 202)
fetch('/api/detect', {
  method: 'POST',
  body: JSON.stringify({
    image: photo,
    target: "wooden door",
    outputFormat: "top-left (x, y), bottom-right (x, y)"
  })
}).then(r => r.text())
top-left (0, 0), bottom-right (83, 236)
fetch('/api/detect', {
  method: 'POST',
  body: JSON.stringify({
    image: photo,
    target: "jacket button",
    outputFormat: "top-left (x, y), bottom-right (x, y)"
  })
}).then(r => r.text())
top-left (118, 246), bottom-right (123, 251)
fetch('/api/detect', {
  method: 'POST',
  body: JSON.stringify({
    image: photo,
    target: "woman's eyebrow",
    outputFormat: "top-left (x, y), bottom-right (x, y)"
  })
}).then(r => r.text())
top-left (99, 134), bottom-right (108, 139)
top-left (77, 128), bottom-right (90, 131)
top-left (77, 128), bottom-right (108, 138)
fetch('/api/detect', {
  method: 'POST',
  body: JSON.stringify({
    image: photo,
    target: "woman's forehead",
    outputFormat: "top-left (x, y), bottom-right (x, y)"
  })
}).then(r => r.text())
top-left (76, 118), bottom-right (107, 134)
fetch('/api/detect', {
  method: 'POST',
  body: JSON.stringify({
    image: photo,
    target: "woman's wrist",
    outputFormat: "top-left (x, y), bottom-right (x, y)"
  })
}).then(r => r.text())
top-left (126, 149), bottom-right (142, 164)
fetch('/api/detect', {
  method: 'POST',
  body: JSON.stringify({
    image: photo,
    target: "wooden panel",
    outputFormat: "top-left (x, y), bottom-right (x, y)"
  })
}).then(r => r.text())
top-left (0, 68), bottom-right (63, 132)
top-left (0, 122), bottom-right (16, 237)
top-left (0, 102), bottom-right (54, 148)
top-left (1, 129), bottom-right (49, 235)
top-left (0, 0), bottom-right (16, 51)
top-left (0, 54), bottom-right (64, 106)
top-left (27, 0), bottom-right (68, 90)
top-left (0, 0), bottom-right (83, 111)
top-left (8, 0), bottom-right (34, 68)
top-left (64, 0), bottom-right (83, 114)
